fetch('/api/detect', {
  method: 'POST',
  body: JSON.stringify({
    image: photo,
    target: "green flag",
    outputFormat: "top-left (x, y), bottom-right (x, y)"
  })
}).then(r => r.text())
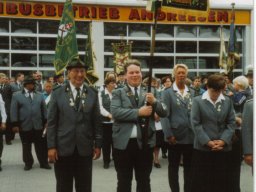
top-left (53, 0), bottom-right (78, 75)
top-left (84, 22), bottom-right (99, 85)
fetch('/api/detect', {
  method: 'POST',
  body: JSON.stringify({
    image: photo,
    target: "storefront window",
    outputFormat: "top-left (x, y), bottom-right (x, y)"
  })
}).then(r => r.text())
top-left (176, 26), bottom-right (196, 38)
top-left (0, 53), bottom-right (9, 67)
top-left (104, 39), bottom-right (125, 52)
top-left (39, 37), bottom-right (56, 51)
top-left (151, 56), bottom-right (174, 69)
top-left (156, 25), bottom-right (174, 37)
top-left (132, 40), bottom-right (150, 52)
top-left (199, 26), bottom-right (219, 38)
top-left (0, 19), bottom-right (9, 33)
top-left (39, 54), bottom-right (54, 68)
top-left (11, 19), bottom-right (36, 33)
top-left (39, 20), bottom-right (59, 34)
top-left (199, 41), bottom-right (220, 53)
top-left (77, 38), bottom-right (87, 51)
top-left (76, 22), bottom-right (89, 35)
top-left (12, 37), bottom-right (37, 50)
top-left (176, 41), bottom-right (197, 53)
top-left (199, 57), bottom-right (219, 69)
top-left (176, 57), bottom-right (197, 69)
top-left (155, 41), bottom-right (174, 53)
top-left (0, 37), bottom-right (9, 49)
top-left (129, 24), bottom-right (150, 37)
top-left (104, 55), bottom-right (115, 68)
top-left (104, 23), bottom-right (127, 36)
top-left (12, 53), bottom-right (37, 67)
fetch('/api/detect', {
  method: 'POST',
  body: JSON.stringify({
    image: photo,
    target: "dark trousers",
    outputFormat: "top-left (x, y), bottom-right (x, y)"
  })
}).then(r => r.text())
top-left (168, 144), bottom-right (193, 192)
top-left (0, 131), bottom-right (3, 161)
top-left (5, 118), bottom-right (15, 142)
top-left (190, 149), bottom-right (230, 192)
top-left (54, 148), bottom-right (93, 192)
top-left (102, 123), bottom-right (113, 164)
top-left (113, 139), bottom-right (153, 192)
top-left (226, 130), bottom-right (242, 192)
top-left (19, 129), bottom-right (48, 167)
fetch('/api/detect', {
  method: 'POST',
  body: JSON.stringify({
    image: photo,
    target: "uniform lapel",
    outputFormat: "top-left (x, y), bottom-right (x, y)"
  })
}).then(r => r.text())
top-left (138, 86), bottom-right (147, 107)
top-left (124, 85), bottom-right (137, 108)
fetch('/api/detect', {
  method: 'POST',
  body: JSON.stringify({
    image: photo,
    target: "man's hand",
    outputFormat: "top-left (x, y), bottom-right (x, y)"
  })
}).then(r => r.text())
top-left (235, 117), bottom-right (242, 126)
top-left (138, 106), bottom-right (153, 117)
top-left (244, 155), bottom-right (253, 166)
top-left (108, 114), bottom-right (112, 120)
top-left (12, 126), bottom-right (19, 133)
top-left (93, 148), bottom-right (101, 160)
top-left (145, 93), bottom-right (156, 105)
top-left (168, 136), bottom-right (177, 145)
top-left (1, 123), bottom-right (6, 131)
top-left (48, 148), bottom-right (58, 163)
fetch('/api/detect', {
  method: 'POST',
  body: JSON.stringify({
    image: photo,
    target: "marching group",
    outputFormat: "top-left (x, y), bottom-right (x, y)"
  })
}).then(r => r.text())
top-left (0, 58), bottom-right (253, 192)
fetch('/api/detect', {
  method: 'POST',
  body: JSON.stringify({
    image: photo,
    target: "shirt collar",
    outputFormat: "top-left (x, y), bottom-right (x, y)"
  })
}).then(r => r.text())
top-left (104, 88), bottom-right (111, 95)
top-left (69, 82), bottom-right (83, 93)
top-left (128, 84), bottom-right (141, 94)
top-left (202, 90), bottom-right (225, 105)
top-left (173, 82), bottom-right (189, 96)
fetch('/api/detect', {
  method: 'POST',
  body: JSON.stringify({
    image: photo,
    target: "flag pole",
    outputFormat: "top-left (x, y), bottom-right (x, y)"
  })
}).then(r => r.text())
top-left (141, 0), bottom-right (162, 149)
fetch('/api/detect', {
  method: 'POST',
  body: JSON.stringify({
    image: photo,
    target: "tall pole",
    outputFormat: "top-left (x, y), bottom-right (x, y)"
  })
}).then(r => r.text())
top-left (141, 0), bottom-right (161, 149)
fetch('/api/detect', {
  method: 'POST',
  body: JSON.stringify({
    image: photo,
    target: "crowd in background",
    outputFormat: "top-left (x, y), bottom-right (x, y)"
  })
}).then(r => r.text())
top-left (0, 64), bottom-right (253, 192)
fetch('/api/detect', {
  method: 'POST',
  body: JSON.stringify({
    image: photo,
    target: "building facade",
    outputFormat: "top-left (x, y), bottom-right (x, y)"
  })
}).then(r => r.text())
top-left (0, 0), bottom-right (253, 84)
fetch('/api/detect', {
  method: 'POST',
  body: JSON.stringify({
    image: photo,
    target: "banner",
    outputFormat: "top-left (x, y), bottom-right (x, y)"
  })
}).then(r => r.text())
top-left (53, 0), bottom-right (79, 75)
top-left (227, 4), bottom-right (240, 75)
top-left (162, 0), bottom-right (208, 11)
top-left (84, 22), bottom-right (99, 85)
top-left (219, 27), bottom-right (228, 73)
top-left (112, 41), bottom-right (132, 75)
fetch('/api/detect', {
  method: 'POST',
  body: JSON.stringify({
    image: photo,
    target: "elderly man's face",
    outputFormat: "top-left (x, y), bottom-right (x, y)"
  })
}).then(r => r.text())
top-left (68, 68), bottom-right (86, 88)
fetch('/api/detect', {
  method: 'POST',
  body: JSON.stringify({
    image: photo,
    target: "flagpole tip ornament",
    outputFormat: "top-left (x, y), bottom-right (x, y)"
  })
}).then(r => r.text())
top-left (66, 58), bottom-right (89, 70)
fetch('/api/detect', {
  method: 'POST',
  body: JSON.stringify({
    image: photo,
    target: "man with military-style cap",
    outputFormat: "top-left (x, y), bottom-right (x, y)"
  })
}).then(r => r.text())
top-left (10, 76), bottom-right (50, 171)
top-left (47, 58), bottom-right (102, 192)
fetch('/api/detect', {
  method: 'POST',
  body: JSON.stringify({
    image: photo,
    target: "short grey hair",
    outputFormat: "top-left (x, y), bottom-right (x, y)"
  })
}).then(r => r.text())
top-left (233, 75), bottom-right (249, 90)
top-left (172, 64), bottom-right (188, 77)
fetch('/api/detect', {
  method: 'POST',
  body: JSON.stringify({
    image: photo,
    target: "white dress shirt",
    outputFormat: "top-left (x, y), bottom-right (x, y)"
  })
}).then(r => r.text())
top-left (69, 82), bottom-right (83, 99)
top-left (173, 82), bottom-right (189, 98)
top-left (128, 85), bottom-right (141, 138)
top-left (0, 94), bottom-right (7, 123)
top-left (98, 88), bottom-right (113, 123)
top-left (202, 90), bottom-right (225, 107)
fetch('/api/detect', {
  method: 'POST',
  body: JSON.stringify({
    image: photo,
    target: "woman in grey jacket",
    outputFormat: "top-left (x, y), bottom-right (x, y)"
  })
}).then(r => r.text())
top-left (190, 74), bottom-right (236, 192)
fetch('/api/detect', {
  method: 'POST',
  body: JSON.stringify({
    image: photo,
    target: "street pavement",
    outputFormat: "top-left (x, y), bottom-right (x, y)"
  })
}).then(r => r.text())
top-left (0, 138), bottom-right (253, 192)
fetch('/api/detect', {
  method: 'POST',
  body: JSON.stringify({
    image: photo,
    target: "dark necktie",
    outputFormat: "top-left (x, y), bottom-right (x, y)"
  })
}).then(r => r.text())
top-left (134, 87), bottom-right (139, 106)
top-left (75, 88), bottom-right (81, 109)
top-left (28, 92), bottom-right (33, 102)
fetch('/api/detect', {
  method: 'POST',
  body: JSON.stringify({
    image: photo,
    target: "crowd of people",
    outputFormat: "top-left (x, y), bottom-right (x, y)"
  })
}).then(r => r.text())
top-left (0, 59), bottom-right (253, 192)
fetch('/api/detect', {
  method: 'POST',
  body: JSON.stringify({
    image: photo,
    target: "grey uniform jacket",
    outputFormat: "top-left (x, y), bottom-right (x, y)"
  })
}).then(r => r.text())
top-left (242, 99), bottom-right (253, 155)
top-left (47, 83), bottom-right (102, 157)
top-left (10, 90), bottom-right (47, 131)
top-left (10, 82), bottom-right (22, 93)
top-left (191, 95), bottom-right (236, 151)
top-left (111, 85), bottom-right (167, 150)
top-left (161, 87), bottom-right (195, 144)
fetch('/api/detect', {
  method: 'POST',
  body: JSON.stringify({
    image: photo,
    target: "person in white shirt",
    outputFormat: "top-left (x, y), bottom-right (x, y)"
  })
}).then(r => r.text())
top-left (99, 77), bottom-right (116, 169)
top-left (0, 93), bottom-right (7, 171)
